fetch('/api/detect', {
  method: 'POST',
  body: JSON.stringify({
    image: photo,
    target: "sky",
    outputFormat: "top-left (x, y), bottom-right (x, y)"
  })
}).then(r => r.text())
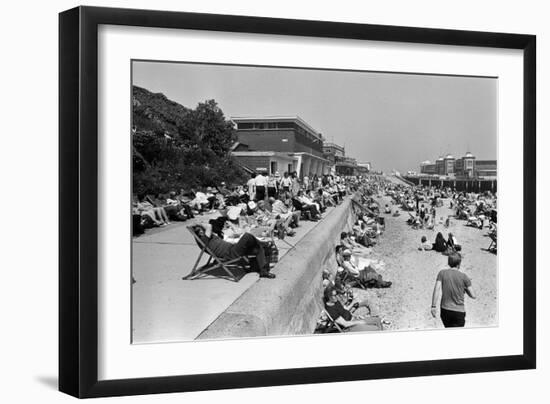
top-left (132, 61), bottom-right (497, 174)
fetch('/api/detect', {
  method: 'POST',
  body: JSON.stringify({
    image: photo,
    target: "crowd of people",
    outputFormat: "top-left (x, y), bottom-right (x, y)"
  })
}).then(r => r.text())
top-left (132, 171), bottom-right (353, 236)
top-left (133, 170), bottom-right (364, 279)
top-left (317, 178), bottom-right (394, 333)
top-left (317, 178), bottom-right (496, 332)
top-left (135, 169), bottom-right (494, 330)
top-left (388, 181), bottom-right (493, 328)
top-left (384, 182), bottom-right (497, 249)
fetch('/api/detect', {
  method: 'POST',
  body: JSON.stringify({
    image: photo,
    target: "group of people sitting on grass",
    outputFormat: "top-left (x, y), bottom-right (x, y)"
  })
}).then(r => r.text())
top-left (132, 172), bottom-right (358, 236)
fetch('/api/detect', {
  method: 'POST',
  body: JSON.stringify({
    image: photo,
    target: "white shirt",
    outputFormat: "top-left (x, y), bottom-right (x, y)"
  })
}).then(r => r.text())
top-left (342, 260), bottom-right (360, 277)
top-left (254, 174), bottom-right (268, 187)
top-left (280, 177), bottom-right (292, 187)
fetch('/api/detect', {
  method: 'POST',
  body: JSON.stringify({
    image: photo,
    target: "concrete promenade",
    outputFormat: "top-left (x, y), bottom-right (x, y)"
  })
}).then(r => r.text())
top-left (132, 201), bottom-right (349, 343)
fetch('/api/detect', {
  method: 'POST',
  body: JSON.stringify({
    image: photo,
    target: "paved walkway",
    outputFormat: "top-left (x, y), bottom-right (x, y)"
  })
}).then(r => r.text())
top-left (132, 206), bottom-right (338, 343)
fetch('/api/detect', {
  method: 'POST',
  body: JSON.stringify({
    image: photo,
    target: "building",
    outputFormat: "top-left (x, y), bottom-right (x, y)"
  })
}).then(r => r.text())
top-left (475, 160), bottom-right (497, 177)
top-left (443, 154), bottom-right (456, 176)
top-left (420, 160), bottom-right (436, 175)
top-left (323, 142), bottom-right (345, 159)
top-left (231, 116), bottom-right (330, 178)
top-left (335, 156), bottom-right (358, 176)
top-left (356, 161), bottom-right (372, 175)
top-left (454, 152), bottom-right (476, 178)
top-left (322, 142), bottom-right (345, 174)
top-left (418, 151), bottom-right (496, 179)
top-left (435, 156), bottom-right (445, 175)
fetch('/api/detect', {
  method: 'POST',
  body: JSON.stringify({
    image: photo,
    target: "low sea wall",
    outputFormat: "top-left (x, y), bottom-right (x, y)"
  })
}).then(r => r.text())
top-left (197, 197), bottom-right (358, 340)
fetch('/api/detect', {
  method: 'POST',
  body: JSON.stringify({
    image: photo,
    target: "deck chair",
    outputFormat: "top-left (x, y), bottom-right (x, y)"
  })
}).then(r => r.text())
top-left (338, 269), bottom-right (365, 290)
top-left (315, 310), bottom-right (344, 333)
top-left (182, 226), bottom-right (249, 282)
top-left (250, 223), bottom-right (295, 251)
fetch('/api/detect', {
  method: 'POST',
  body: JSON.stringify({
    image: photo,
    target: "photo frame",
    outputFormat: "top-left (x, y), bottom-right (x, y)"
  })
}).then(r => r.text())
top-left (59, 6), bottom-right (536, 398)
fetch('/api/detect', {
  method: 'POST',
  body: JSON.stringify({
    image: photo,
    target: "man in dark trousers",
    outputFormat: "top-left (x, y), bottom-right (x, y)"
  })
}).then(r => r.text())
top-left (431, 253), bottom-right (476, 327)
top-left (194, 223), bottom-right (275, 279)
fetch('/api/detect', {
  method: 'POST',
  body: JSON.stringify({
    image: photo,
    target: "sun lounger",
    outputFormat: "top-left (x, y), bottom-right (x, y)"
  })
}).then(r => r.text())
top-left (182, 226), bottom-right (250, 282)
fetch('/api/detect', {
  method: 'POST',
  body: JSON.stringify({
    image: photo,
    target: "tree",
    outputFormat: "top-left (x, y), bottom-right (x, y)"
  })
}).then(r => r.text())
top-left (132, 87), bottom-right (246, 195)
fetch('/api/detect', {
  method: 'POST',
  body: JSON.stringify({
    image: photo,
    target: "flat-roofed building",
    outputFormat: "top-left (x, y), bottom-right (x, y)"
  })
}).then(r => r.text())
top-left (335, 156), bottom-right (358, 176)
top-left (231, 116), bottom-right (329, 177)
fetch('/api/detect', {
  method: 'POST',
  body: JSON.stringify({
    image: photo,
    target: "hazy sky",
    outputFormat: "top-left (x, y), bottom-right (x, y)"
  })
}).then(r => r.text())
top-left (132, 61), bottom-right (497, 173)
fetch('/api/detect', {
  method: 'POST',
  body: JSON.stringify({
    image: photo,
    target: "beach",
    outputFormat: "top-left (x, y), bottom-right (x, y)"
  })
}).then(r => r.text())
top-left (353, 185), bottom-right (498, 331)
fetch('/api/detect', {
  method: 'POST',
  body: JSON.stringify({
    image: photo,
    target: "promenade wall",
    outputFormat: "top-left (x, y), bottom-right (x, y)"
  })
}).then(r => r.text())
top-left (198, 197), bottom-right (358, 340)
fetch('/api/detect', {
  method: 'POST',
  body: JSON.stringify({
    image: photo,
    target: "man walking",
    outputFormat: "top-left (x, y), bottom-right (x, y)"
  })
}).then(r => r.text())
top-left (431, 253), bottom-right (476, 327)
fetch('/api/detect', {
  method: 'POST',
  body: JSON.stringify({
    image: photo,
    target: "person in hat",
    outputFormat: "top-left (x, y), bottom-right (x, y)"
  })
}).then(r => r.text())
top-left (193, 223), bottom-right (275, 279)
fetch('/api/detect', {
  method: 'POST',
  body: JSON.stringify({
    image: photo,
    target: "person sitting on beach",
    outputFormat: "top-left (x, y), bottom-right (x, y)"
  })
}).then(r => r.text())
top-left (193, 223), bottom-right (275, 279)
top-left (323, 285), bottom-right (383, 332)
top-left (352, 221), bottom-right (377, 248)
top-left (447, 233), bottom-right (461, 252)
top-left (425, 215), bottom-right (435, 230)
top-left (340, 249), bottom-right (392, 288)
top-left (384, 204), bottom-right (392, 214)
top-left (340, 232), bottom-right (371, 257)
top-left (432, 232), bottom-right (448, 253)
top-left (418, 236), bottom-right (432, 251)
top-left (467, 215), bottom-right (484, 229)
